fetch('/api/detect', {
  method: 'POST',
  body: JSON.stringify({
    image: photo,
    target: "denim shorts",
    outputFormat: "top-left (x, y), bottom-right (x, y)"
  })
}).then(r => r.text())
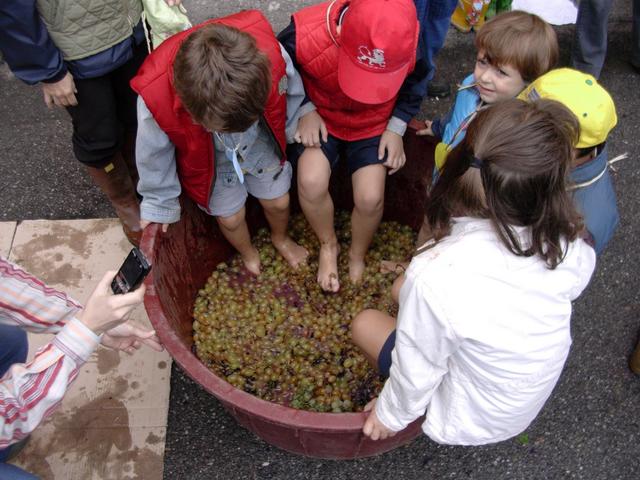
top-left (377, 329), bottom-right (397, 378)
top-left (288, 133), bottom-right (386, 175)
top-left (209, 156), bottom-right (293, 218)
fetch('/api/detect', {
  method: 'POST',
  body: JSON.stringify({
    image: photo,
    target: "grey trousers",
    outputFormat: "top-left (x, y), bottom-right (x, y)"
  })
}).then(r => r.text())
top-left (571, 0), bottom-right (640, 77)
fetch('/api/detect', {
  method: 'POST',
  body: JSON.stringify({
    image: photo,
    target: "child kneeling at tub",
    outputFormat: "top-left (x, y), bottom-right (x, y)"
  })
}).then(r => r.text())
top-left (519, 68), bottom-right (620, 255)
top-left (352, 99), bottom-right (596, 445)
top-left (132, 12), bottom-right (307, 275)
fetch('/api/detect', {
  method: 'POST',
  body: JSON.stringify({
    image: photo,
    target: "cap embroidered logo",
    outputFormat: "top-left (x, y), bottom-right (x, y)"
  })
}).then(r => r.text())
top-left (357, 46), bottom-right (386, 68)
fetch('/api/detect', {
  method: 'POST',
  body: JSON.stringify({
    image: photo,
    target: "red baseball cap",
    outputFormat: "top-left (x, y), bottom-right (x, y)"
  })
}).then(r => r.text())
top-left (337, 0), bottom-right (419, 104)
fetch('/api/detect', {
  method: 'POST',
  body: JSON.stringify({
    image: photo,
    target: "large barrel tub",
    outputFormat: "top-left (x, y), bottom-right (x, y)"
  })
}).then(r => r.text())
top-left (141, 122), bottom-right (435, 459)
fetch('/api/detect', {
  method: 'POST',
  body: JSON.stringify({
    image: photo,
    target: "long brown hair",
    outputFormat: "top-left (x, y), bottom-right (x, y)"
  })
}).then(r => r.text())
top-left (426, 98), bottom-right (583, 269)
top-left (173, 23), bottom-right (272, 132)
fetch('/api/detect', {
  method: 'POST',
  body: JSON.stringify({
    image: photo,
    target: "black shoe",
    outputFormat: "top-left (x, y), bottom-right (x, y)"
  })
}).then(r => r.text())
top-left (427, 80), bottom-right (451, 98)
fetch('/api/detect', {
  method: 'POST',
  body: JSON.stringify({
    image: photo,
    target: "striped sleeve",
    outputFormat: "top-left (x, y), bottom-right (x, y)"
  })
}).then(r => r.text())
top-left (0, 257), bottom-right (82, 333)
top-left (0, 257), bottom-right (101, 447)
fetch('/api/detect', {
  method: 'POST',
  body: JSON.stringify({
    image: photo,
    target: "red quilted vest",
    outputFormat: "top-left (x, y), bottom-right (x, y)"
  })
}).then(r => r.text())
top-left (130, 10), bottom-right (287, 210)
top-left (293, 0), bottom-right (413, 141)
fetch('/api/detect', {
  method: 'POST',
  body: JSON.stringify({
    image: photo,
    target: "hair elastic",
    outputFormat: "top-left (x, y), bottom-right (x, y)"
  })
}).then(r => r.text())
top-left (470, 156), bottom-right (483, 169)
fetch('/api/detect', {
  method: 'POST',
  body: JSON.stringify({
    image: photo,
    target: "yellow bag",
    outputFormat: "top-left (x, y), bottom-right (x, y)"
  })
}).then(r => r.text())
top-left (141, 0), bottom-right (192, 50)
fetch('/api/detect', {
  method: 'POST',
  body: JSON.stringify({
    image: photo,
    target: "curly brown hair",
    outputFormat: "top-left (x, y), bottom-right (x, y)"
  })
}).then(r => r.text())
top-left (426, 98), bottom-right (583, 269)
top-left (173, 23), bottom-right (272, 132)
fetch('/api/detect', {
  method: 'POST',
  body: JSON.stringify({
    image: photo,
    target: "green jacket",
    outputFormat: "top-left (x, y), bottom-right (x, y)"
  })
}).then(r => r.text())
top-left (36, 0), bottom-right (143, 60)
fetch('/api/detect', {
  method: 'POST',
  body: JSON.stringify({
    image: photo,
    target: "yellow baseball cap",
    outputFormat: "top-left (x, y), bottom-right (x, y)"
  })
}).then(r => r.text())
top-left (518, 68), bottom-right (617, 148)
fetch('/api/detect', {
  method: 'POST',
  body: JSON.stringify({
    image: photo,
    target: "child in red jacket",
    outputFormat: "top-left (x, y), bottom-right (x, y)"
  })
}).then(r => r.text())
top-left (279, 0), bottom-right (426, 292)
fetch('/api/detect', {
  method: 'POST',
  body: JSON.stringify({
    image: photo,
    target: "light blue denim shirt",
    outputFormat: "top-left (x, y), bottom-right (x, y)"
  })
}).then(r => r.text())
top-left (135, 44), bottom-right (306, 224)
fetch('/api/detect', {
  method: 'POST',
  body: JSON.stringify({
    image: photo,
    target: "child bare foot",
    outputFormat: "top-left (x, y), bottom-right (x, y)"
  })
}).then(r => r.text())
top-left (318, 241), bottom-right (340, 292)
top-left (272, 235), bottom-right (309, 269)
top-left (241, 248), bottom-right (261, 276)
top-left (348, 250), bottom-right (366, 284)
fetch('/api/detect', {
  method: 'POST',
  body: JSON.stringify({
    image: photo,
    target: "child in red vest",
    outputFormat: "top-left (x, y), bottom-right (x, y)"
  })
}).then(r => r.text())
top-left (279, 0), bottom-right (427, 292)
top-left (131, 11), bottom-right (308, 275)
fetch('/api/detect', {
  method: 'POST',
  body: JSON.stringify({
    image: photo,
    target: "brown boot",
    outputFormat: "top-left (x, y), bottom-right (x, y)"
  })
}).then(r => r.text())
top-left (86, 153), bottom-right (142, 246)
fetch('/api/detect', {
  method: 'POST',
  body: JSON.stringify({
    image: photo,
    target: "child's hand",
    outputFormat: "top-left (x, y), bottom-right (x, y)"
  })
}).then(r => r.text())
top-left (294, 110), bottom-right (328, 148)
top-left (380, 260), bottom-right (407, 274)
top-left (362, 398), bottom-right (397, 441)
top-left (379, 130), bottom-right (406, 175)
top-left (416, 120), bottom-right (434, 136)
top-left (140, 219), bottom-right (170, 233)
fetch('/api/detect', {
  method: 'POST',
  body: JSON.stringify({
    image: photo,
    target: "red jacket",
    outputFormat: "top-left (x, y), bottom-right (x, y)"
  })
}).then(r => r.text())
top-left (293, 0), bottom-right (414, 141)
top-left (131, 10), bottom-right (287, 210)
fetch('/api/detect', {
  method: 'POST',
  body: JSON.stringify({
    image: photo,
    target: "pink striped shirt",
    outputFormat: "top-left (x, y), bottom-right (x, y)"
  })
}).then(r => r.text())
top-left (0, 257), bottom-right (100, 447)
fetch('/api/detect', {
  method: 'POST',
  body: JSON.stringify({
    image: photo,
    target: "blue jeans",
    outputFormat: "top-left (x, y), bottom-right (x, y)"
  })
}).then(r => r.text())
top-left (0, 463), bottom-right (39, 480)
top-left (0, 325), bottom-right (35, 479)
top-left (414, 0), bottom-right (459, 83)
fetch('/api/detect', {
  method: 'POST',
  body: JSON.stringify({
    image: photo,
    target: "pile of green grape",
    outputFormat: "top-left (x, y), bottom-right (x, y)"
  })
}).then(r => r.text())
top-left (192, 212), bottom-right (415, 413)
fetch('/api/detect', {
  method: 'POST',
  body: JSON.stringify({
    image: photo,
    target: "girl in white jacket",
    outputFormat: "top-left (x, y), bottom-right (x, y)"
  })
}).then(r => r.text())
top-left (352, 98), bottom-right (597, 445)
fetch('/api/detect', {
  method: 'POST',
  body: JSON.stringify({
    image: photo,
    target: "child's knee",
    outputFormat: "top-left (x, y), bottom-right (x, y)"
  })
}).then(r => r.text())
top-left (298, 172), bottom-right (327, 200)
top-left (216, 209), bottom-right (245, 232)
top-left (351, 310), bottom-right (375, 347)
top-left (354, 188), bottom-right (384, 214)
top-left (262, 193), bottom-right (290, 214)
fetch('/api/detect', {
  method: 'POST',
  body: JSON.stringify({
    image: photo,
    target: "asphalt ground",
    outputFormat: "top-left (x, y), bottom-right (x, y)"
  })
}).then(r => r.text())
top-left (1, 1), bottom-right (639, 479)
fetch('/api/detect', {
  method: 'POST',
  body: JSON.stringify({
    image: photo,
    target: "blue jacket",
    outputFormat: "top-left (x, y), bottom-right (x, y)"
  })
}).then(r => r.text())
top-left (431, 73), bottom-right (481, 147)
top-left (0, 0), bottom-right (144, 85)
top-left (571, 145), bottom-right (620, 255)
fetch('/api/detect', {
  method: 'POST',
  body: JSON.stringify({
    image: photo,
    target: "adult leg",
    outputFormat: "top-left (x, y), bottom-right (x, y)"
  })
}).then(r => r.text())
top-left (351, 309), bottom-right (396, 371)
top-left (571, 0), bottom-right (615, 78)
top-left (0, 325), bottom-right (29, 464)
top-left (259, 193), bottom-right (308, 268)
top-left (349, 164), bottom-right (386, 284)
top-left (113, 41), bottom-right (149, 188)
top-left (0, 463), bottom-right (39, 480)
top-left (0, 324), bottom-right (28, 377)
top-left (422, 0), bottom-right (458, 97)
top-left (67, 75), bottom-right (141, 246)
top-left (216, 206), bottom-right (261, 275)
top-left (297, 147), bottom-right (339, 292)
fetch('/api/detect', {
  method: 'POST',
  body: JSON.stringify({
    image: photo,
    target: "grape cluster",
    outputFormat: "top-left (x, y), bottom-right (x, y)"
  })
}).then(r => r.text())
top-left (193, 212), bottom-right (415, 413)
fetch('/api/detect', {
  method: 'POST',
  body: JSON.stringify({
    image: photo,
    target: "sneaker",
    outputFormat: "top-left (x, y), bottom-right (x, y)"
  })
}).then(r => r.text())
top-left (427, 80), bottom-right (451, 98)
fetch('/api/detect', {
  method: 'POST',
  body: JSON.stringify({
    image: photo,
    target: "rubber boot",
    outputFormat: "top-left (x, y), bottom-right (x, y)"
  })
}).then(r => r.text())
top-left (451, 0), bottom-right (491, 33)
top-left (630, 337), bottom-right (640, 375)
top-left (86, 153), bottom-right (142, 246)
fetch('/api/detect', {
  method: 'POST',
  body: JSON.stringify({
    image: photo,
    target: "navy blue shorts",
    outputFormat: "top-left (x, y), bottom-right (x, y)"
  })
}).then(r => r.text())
top-left (288, 134), bottom-right (386, 175)
top-left (377, 329), bottom-right (396, 378)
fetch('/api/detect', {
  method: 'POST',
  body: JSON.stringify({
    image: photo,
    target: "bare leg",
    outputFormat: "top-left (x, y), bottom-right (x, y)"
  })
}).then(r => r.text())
top-left (216, 206), bottom-right (260, 275)
top-left (351, 309), bottom-right (397, 369)
top-left (297, 147), bottom-right (340, 292)
top-left (260, 193), bottom-right (308, 268)
top-left (349, 164), bottom-right (386, 284)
